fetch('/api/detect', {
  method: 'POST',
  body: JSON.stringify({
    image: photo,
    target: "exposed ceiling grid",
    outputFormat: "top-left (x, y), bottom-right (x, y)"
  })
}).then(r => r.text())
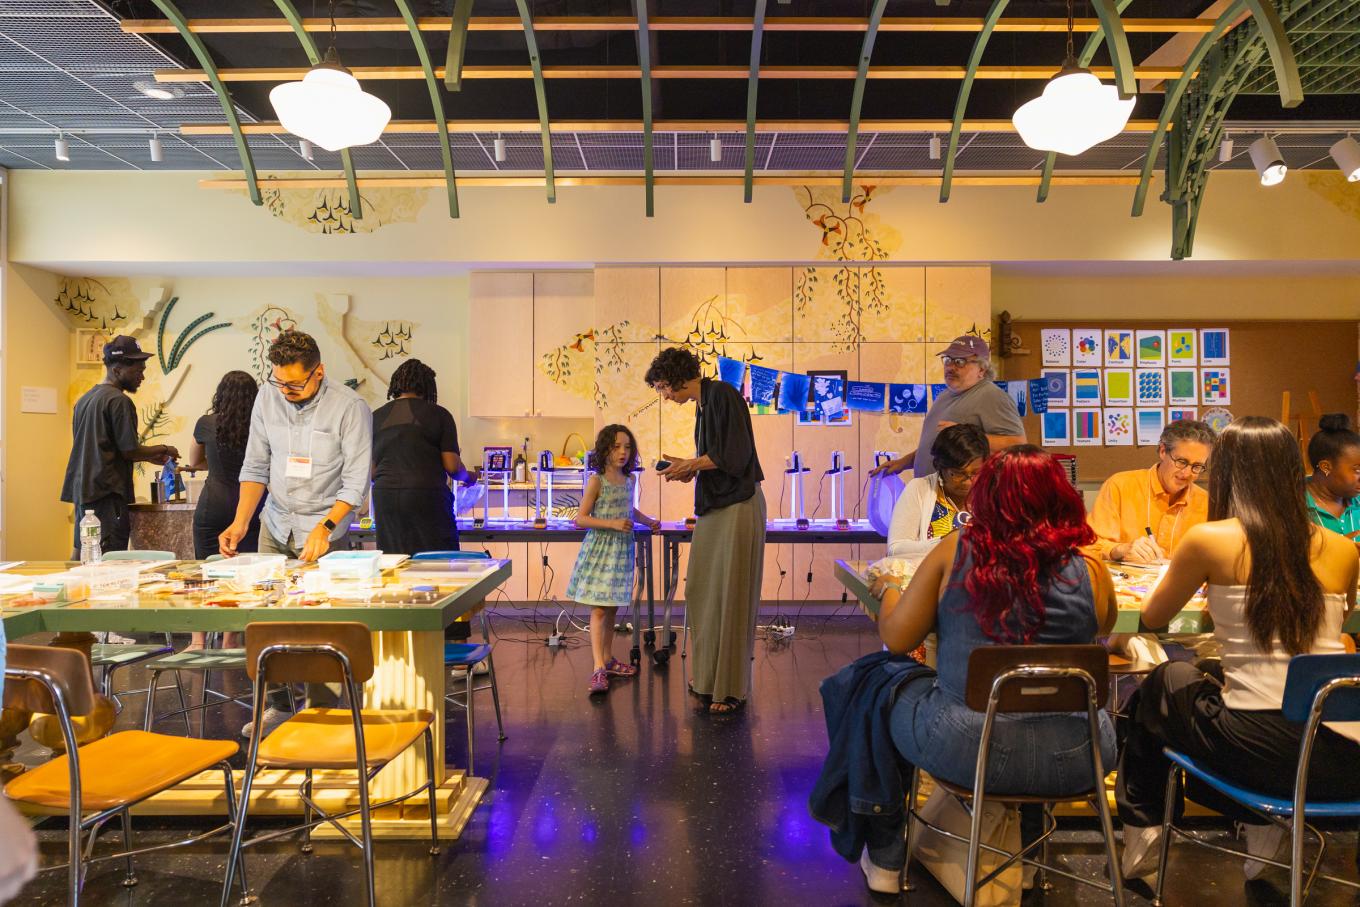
top-left (0, 1), bottom-right (1351, 177)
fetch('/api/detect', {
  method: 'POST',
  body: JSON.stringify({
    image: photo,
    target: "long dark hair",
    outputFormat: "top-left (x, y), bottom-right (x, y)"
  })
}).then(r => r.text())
top-left (962, 446), bottom-right (1094, 643)
top-left (212, 370), bottom-right (258, 452)
top-left (590, 424), bottom-right (641, 475)
top-left (388, 358), bottom-right (438, 403)
top-left (1209, 417), bottom-right (1323, 655)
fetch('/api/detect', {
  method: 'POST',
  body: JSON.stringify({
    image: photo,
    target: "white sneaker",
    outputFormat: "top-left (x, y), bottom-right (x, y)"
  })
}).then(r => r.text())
top-left (240, 707), bottom-right (289, 739)
top-left (1023, 863), bottom-right (1038, 891)
top-left (1121, 824), bottom-right (1164, 880)
top-left (1241, 822), bottom-right (1288, 880)
top-left (859, 847), bottom-right (901, 895)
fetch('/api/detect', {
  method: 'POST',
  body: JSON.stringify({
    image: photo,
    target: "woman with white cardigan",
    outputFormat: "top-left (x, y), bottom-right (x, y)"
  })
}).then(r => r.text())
top-left (886, 424), bottom-right (989, 559)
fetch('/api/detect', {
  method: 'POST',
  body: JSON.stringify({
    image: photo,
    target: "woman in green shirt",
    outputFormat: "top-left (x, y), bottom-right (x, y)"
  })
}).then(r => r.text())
top-left (1305, 413), bottom-right (1360, 544)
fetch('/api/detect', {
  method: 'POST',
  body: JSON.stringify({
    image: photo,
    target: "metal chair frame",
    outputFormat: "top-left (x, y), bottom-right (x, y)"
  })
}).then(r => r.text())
top-left (4, 663), bottom-right (246, 907)
top-left (220, 641), bottom-right (441, 907)
top-left (1152, 671), bottom-right (1360, 906)
top-left (904, 661), bottom-right (1125, 906)
top-left (443, 607), bottom-right (505, 776)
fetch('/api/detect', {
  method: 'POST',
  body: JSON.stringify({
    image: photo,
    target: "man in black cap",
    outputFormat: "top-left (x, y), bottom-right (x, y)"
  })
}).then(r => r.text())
top-left (60, 336), bottom-right (179, 557)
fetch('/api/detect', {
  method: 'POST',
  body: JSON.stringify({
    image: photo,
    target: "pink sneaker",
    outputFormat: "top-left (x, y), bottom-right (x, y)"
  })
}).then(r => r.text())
top-left (588, 667), bottom-right (610, 695)
top-left (604, 657), bottom-right (638, 677)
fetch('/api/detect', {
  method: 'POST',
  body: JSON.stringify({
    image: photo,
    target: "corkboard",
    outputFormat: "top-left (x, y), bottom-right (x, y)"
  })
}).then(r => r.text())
top-left (1007, 320), bottom-right (1359, 482)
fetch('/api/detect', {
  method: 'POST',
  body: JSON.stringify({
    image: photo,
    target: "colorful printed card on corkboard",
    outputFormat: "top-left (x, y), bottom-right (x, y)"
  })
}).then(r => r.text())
top-left (1073, 408), bottom-right (1102, 446)
top-left (1168, 368), bottom-right (1198, 406)
top-left (1168, 329), bottom-right (1198, 366)
top-left (1135, 330), bottom-right (1166, 367)
top-left (1072, 328), bottom-right (1102, 367)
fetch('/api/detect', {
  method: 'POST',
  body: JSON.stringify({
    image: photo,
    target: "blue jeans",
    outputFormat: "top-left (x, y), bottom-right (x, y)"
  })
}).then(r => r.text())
top-left (868, 675), bottom-right (1116, 870)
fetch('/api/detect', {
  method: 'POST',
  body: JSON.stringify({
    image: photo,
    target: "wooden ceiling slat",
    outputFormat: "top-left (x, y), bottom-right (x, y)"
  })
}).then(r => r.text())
top-left (155, 64), bottom-right (1188, 83)
top-left (121, 16), bottom-right (1217, 35)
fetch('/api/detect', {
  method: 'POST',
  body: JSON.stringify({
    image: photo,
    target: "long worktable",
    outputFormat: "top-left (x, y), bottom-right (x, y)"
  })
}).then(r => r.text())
top-left (1, 557), bottom-right (511, 840)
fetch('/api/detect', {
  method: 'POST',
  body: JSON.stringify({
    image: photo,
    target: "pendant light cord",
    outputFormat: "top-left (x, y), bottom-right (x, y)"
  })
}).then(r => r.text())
top-left (328, 0), bottom-right (338, 54)
top-left (1064, 0), bottom-right (1075, 65)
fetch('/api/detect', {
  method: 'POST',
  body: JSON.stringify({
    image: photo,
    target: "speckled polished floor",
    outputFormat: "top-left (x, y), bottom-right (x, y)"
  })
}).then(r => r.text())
top-left (16, 615), bottom-right (1360, 906)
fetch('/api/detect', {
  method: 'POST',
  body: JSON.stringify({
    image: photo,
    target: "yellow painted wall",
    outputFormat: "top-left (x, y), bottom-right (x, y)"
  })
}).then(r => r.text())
top-left (3, 265), bottom-right (76, 558)
top-left (8, 171), bottom-right (1360, 269)
top-left (994, 271), bottom-right (1360, 321)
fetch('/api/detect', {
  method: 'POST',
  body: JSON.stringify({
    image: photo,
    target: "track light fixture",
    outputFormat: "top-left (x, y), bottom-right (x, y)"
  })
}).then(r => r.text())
top-left (1329, 136), bottom-right (1360, 183)
top-left (1248, 136), bottom-right (1287, 186)
top-left (54, 134), bottom-right (69, 162)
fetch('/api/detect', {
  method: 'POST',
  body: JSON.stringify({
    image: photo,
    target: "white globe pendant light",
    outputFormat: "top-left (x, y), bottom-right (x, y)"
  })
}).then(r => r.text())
top-left (269, 3), bottom-right (390, 152)
top-left (1012, 0), bottom-right (1135, 156)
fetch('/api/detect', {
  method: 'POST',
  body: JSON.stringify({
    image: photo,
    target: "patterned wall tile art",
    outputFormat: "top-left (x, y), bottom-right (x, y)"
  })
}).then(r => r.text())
top-left (1104, 329), bottom-right (1133, 365)
top-left (1135, 330), bottom-right (1165, 367)
top-left (1201, 368), bottom-right (1232, 405)
top-left (1135, 368), bottom-right (1166, 407)
top-left (1136, 408), bottom-right (1166, 446)
top-left (1105, 408), bottom-right (1134, 446)
top-left (1168, 329), bottom-right (1198, 366)
top-left (1072, 328), bottom-right (1102, 367)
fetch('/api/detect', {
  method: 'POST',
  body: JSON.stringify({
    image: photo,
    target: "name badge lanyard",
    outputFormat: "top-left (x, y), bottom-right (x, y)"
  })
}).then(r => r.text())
top-left (285, 422), bottom-right (315, 478)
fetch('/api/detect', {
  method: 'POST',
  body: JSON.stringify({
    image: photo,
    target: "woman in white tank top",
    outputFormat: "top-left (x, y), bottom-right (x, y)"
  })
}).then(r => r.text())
top-left (1114, 417), bottom-right (1360, 885)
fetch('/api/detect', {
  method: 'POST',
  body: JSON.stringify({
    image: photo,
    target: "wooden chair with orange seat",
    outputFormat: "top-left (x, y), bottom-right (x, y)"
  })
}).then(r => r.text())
top-left (221, 622), bottom-right (442, 907)
top-left (2, 644), bottom-right (245, 907)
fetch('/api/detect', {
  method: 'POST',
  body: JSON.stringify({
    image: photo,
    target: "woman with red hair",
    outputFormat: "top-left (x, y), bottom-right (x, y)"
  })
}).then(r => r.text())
top-left (855, 445), bottom-right (1117, 892)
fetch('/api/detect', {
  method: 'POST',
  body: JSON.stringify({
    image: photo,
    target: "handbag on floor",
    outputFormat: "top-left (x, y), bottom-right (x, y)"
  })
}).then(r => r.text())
top-left (910, 784), bottom-right (1022, 907)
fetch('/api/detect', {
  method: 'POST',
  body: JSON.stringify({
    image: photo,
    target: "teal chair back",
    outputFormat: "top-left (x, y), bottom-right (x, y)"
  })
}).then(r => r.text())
top-left (104, 550), bottom-right (177, 562)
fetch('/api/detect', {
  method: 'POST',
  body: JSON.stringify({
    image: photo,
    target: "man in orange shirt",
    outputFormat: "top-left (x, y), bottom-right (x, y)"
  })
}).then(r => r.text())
top-left (1089, 420), bottom-right (1216, 564)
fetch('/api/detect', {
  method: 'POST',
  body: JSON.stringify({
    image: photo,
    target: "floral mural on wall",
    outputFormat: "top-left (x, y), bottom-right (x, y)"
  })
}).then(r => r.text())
top-left (254, 186), bottom-right (429, 235)
top-left (794, 185), bottom-right (905, 351)
top-left (53, 277), bottom-right (138, 331)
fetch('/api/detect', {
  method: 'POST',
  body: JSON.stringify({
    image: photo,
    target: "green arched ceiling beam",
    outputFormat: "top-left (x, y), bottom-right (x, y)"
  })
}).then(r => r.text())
top-left (840, 0), bottom-right (890, 204)
top-left (150, 0), bottom-right (260, 205)
top-left (393, 0), bottom-right (460, 218)
top-left (1036, 0), bottom-right (1136, 203)
top-left (443, 0), bottom-right (474, 91)
top-left (1130, 0), bottom-right (1247, 218)
top-left (632, 0), bottom-right (654, 217)
top-left (1167, 0), bottom-right (1338, 258)
top-left (742, 0), bottom-right (768, 204)
top-left (1242, 0), bottom-right (1304, 107)
top-left (939, 0), bottom-right (1010, 203)
top-left (270, 0), bottom-right (362, 218)
top-left (1091, 0), bottom-right (1137, 99)
top-left (512, 0), bottom-right (555, 204)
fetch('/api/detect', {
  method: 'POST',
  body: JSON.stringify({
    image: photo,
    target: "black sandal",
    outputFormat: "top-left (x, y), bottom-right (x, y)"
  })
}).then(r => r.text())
top-left (708, 697), bottom-right (745, 715)
top-left (687, 682), bottom-right (712, 703)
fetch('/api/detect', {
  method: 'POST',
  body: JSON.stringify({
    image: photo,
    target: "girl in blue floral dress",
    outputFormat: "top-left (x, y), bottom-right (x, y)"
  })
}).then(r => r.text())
top-left (567, 424), bottom-right (660, 694)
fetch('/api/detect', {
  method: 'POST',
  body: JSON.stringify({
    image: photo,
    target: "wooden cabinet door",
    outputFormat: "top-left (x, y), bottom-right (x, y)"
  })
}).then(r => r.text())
top-left (469, 272), bottom-right (535, 418)
top-left (532, 272), bottom-right (595, 419)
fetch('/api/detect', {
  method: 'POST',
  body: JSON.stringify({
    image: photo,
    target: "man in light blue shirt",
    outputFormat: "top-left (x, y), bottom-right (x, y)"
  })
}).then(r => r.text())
top-left (221, 330), bottom-right (371, 562)
top-left (221, 330), bottom-right (371, 735)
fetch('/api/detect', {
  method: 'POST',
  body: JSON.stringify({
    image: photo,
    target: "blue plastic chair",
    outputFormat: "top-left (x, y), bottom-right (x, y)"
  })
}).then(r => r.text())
top-left (411, 550), bottom-right (506, 774)
top-left (1154, 654), bottom-right (1360, 905)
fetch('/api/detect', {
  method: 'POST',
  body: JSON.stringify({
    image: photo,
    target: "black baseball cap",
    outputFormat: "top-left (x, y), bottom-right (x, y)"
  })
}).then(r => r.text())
top-left (103, 335), bottom-right (152, 365)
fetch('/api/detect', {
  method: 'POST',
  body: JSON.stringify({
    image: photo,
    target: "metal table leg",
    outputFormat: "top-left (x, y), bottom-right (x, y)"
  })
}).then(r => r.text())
top-left (629, 533), bottom-right (644, 665)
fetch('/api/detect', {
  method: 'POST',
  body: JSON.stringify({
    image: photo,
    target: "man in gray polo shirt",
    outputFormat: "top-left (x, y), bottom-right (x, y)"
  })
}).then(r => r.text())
top-left (872, 335), bottom-right (1026, 478)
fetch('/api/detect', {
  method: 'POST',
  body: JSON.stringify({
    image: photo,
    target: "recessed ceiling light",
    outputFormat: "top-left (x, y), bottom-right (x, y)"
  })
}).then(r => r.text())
top-left (134, 80), bottom-right (183, 101)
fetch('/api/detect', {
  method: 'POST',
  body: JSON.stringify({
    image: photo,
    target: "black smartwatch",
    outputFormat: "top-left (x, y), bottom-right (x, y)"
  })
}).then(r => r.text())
top-left (321, 518), bottom-right (337, 531)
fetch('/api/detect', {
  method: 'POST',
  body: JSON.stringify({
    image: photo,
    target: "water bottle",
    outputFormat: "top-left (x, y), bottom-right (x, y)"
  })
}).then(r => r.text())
top-left (79, 509), bottom-right (102, 565)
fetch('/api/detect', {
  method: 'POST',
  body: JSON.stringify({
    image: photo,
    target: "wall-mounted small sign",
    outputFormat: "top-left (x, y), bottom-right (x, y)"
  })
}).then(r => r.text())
top-left (20, 386), bottom-right (58, 414)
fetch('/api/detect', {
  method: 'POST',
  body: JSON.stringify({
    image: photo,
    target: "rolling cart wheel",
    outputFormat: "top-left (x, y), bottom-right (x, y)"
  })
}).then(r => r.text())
top-left (651, 649), bottom-right (670, 667)
top-left (630, 646), bottom-right (641, 665)
top-left (666, 631), bottom-right (677, 649)
top-left (643, 629), bottom-right (657, 648)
